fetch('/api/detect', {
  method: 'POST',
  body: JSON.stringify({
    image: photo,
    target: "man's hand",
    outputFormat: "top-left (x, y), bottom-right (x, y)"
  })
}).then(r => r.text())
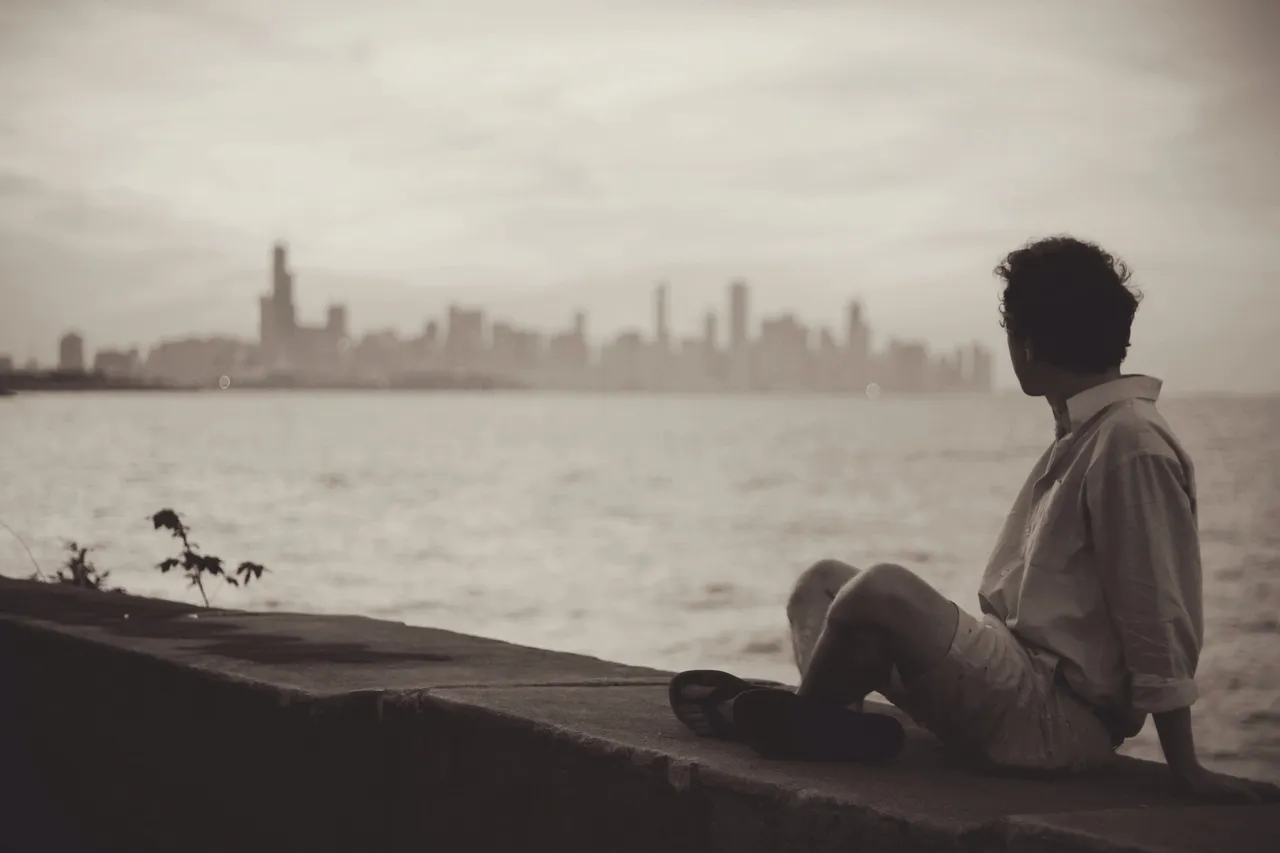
top-left (1172, 765), bottom-right (1280, 804)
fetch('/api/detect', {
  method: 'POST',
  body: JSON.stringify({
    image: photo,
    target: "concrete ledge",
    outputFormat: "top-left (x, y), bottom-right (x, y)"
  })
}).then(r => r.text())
top-left (1, 577), bottom-right (1275, 853)
top-left (1001, 807), bottom-right (1280, 853)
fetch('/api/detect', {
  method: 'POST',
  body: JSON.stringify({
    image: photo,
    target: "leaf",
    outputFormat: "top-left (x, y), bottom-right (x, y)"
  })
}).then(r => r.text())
top-left (236, 561), bottom-right (266, 581)
top-left (157, 558), bottom-right (179, 573)
top-left (194, 555), bottom-right (223, 576)
top-left (152, 509), bottom-right (181, 532)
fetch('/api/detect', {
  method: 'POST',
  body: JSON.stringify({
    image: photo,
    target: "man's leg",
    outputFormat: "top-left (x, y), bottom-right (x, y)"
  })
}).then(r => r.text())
top-left (696, 558), bottom-right (868, 728)
top-left (786, 558), bottom-right (857, 678)
top-left (772, 559), bottom-right (1117, 770)
top-left (785, 559), bottom-right (960, 709)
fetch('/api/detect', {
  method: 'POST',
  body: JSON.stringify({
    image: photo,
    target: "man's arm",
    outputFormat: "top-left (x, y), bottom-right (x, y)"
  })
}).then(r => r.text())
top-left (1151, 707), bottom-right (1201, 777)
top-left (1090, 451), bottom-right (1280, 801)
top-left (1088, 453), bottom-right (1206, 773)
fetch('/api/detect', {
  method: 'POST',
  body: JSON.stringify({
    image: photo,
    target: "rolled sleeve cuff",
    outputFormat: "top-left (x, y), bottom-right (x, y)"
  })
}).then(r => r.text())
top-left (1131, 674), bottom-right (1199, 713)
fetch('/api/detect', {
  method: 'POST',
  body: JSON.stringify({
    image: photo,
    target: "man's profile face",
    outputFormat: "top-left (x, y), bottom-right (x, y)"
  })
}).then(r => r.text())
top-left (1006, 329), bottom-right (1040, 397)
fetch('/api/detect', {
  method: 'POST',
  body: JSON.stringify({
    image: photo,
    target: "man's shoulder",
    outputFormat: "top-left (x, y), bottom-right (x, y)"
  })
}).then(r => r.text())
top-left (1088, 400), bottom-right (1186, 467)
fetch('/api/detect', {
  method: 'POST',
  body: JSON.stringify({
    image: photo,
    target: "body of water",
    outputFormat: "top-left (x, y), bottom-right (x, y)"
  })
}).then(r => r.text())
top-left (1, 390), bottom-right (1277, 782)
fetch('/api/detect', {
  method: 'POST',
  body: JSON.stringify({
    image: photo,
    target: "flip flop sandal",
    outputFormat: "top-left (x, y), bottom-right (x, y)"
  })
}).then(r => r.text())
top-left (669, 669), bottom-right (777, 738)
top-left (732, 687), bottom-right (906, 762)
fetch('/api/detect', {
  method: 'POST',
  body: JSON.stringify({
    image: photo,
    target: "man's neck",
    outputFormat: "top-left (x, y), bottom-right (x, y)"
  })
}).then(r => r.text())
top-left (1045, 370), bottom-right (1122, 437)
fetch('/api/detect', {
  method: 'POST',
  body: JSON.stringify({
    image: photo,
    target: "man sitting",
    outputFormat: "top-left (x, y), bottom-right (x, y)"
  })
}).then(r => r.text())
top-left (671, 236), bottom-right (1272, 803)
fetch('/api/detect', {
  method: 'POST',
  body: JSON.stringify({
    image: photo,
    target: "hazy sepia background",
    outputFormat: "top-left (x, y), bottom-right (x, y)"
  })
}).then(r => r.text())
top-left (2, 0), bottom-right (1278, 785)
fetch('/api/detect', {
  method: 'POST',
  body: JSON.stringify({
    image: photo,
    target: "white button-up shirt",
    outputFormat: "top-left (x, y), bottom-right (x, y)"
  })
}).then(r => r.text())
top-left (979, 375), bottom-right (1203, 715)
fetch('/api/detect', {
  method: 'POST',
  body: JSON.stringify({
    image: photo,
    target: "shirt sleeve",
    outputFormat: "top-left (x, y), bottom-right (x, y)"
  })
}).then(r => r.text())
top-left (1087, 452), bottom-right (1204, 714)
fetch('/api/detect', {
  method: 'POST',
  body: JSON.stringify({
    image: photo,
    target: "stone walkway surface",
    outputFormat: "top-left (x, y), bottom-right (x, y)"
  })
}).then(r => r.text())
top-left (1, 577), bottom-right (1275, 853)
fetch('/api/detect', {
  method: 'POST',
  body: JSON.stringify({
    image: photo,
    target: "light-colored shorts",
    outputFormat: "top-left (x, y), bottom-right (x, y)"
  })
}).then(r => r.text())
top-left (880, 606), bottom-right (1118, 773)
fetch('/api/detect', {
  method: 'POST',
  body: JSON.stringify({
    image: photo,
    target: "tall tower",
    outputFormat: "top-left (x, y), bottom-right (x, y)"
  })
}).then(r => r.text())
top-left (653, 283), bottom-right (669, 350)
top-left (845, 300), bottom-right (867, 350)
top-left (260, 241), bottom-right (299, 369)
top-left (271, 242), bottom-right (297, 339)
top-left (728, 279), bottom-right (750, 389)
top-left (729, 279), bottom-right (749, 352)
top-left (843, 299), bottom-right (871, 391)
top-left (572, 311), bottom-right (589, 369)
top-left (58, 332), bottom-right (85, 372)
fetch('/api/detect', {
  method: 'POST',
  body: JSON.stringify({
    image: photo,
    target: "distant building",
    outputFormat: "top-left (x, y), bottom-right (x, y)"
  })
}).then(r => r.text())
top-left (489, 321), bottom-right (538, 374)
top-left (258, 242), bottom-right (347, 377)
top-left (600, 330), bottom-right (644, 390)
top-left (259, 242), bottom-right (296, 363)
top-left (405, 320), bottom-right (440, 369)
top-left (0, 355), bottom-right (12, 374)
top-left (884, 339), bottom-right (929, 393)
top-left (970, 343), bottom-right (994, 392)
top-left (700, 311), bottom-right (721, 381)
top-left (755, 313), bottom-right (810, 390)
top-left (444, 305), bottom-right (485, 371)
top-left (932, 348), bottom-right (965, 392)
top-left (814, 327), bottom-right (842, 392)
top-left (728, 279), bottom-right (750, 389)
top-left (844, 300), bottom-right (871, 391)
top-left (646, 283), bottom-right (674, 389)
top-left (347, 329), bottom-right (404, 380)
top-left (58, 332), bottom-right (85, 372)
top-left (93, 348), bottom-right (141, 378)
top-left (653, 283), bottom-right (669, 351)
top-left (667, 335), bottom-right (709, 391)
top-left (728, 279), bottom-right (749, 352)
top-left (327, 305), bottom-right (348, 341)
top-left (144, 337), bottom-right (249, 386)
top-left (544, 311), bottom-right (591, 385)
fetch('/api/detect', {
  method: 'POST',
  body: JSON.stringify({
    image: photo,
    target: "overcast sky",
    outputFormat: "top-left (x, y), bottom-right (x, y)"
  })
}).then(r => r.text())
top-left (1, 0), bottom-right (1276, 391)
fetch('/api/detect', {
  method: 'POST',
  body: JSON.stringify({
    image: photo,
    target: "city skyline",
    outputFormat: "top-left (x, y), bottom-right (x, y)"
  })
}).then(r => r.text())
top-left (2, 1), bottom-right (1277, 392)
top-left (15, 242), bottom-right (995, 395)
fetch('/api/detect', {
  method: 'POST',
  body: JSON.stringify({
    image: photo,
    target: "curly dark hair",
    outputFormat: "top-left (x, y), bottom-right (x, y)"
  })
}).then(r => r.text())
top-left (995, 236), bottom-right (1143, 373)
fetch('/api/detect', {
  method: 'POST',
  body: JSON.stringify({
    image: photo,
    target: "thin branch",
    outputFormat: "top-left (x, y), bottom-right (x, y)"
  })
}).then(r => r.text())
top-left (0, 518), bottom-right (46, 579)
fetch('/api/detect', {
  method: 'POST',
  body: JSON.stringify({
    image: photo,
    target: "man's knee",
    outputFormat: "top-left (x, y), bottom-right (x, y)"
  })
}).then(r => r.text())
top-left (786, 558), bottom-right (858, 621)
top-left (827, 562), bottom-right (923, 628)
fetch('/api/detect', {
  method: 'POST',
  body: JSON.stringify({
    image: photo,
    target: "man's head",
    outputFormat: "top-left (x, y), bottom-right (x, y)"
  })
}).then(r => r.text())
top-left (994, 236), bottom-right (1142, 397)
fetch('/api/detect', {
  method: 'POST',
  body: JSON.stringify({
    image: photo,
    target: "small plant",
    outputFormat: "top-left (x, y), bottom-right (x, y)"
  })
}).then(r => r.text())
top-left (152, 508), bottom-right (266, 607)
top-left (39, 540), bottom-right (120, 592)
top-left (5, 511), bottom-right (269, 605)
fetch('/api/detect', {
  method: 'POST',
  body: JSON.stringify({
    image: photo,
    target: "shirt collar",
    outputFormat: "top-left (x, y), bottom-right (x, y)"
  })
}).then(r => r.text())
top-left (1060, 374), bottom-right (1163, 435)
